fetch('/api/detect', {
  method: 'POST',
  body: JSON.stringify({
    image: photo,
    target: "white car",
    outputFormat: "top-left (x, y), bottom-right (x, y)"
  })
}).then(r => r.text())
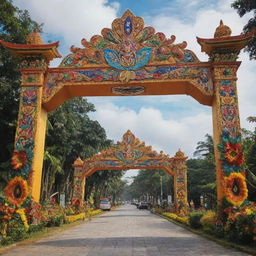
top-left (100, 199), bottom-right (111, 211)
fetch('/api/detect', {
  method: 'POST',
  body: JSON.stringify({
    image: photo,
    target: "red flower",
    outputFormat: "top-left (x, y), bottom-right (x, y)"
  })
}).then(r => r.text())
top-left (93, 75), bottom-right (103, 82)
top-left (11, 151), bottom-right (28, 170)
top-left (224, 142), bottom-right (244, 166)
top-left (153, 72), bottom-right (163, 79)
top-left (72, 198), bottom-right (81, 206)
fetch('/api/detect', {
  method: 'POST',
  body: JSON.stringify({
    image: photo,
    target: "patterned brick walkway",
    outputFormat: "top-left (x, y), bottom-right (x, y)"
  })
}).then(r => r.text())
top-left (1, 205), bottom-right (252, 256)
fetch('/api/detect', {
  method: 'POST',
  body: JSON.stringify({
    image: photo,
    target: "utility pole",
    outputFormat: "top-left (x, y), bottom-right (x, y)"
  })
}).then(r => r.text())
top-left (160, 175), bottom-right (163, 206)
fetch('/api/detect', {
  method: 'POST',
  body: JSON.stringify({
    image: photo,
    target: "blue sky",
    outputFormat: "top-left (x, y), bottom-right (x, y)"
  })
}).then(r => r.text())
top-left (13, 0), bottom-right (256, 181)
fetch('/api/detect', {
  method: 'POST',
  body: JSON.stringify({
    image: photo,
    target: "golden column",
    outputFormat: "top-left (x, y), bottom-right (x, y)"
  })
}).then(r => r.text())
top-left (173, 149), bottom-right (188, 216)
top-left (197, 21), bottom-right (254, 216)
top-left (72, 157), bottom-right (85, 205)
top-left (0, 32), bottom-right (61, 202)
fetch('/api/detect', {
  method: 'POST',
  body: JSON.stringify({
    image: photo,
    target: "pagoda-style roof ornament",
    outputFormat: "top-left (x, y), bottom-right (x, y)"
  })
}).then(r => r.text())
top-left (26, 31), bottom-right (44, 45)
top-left (73, 157), bottom-right (84, 166)
top-left (175, 149), bottom-right (185, 158)
top-left (214, 20), bottom-right (232, 38)
top-left (197, 21), bottom-right (256, 58)
top-left (0, 31), bottom-right (61, 62)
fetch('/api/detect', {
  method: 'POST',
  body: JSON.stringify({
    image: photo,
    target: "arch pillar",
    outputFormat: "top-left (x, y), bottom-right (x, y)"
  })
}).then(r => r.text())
top-left (72, 157), bottom-right (86, 205)
top-left (0, 32), bottom-right (61, 203)
top-left (173, 150), bottom-right (188, 216)
top-left (14, 60), bottom-right (48, 202)
top-left (211, 62), bottom-right (243, 212)
top-left (197, 24), bottom-right (252, 217)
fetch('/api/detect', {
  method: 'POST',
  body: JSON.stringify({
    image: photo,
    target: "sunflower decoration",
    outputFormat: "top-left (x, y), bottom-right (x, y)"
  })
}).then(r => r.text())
top-left (225, 173), bottom-right (248, 207)
top-left (224, 142), bottom-right (244, 166)
top-left (11, 150), bottom-right (28, 170)
top-left (4, 177), bottom-right (29, 206)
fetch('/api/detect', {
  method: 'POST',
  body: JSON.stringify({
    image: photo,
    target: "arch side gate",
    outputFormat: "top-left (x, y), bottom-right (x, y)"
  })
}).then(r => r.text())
top-left (0, 10), bottom-right (255, 217)
top-left (72, 130), bottom-right (189, 216)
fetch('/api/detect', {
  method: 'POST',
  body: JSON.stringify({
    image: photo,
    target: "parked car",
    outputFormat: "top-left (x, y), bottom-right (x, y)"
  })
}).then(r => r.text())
top-left (137, 202), bottom-right (149, 210)
top-left (99, 198), bottom-right (111, 211)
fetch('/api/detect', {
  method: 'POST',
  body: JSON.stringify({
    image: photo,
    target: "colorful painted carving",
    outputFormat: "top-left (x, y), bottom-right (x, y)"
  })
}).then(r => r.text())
top-left (43, 66), bottom-right (213, 103)
top-left (60, 10), bottom-right (199, 68)
top-left (13, 87), bottom-right (38, 181)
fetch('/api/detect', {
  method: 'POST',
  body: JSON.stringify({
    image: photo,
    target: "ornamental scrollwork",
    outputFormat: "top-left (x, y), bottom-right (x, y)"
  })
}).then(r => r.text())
top-left (60, 10), bottom-right (199, 69)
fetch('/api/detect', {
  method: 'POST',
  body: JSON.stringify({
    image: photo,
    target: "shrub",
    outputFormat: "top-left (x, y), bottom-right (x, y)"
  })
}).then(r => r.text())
top-left (189, 212), bottom-right (204, 228)
top-left (162, 212), bottom-right (188, 225)
top-left (200, 210), bottom-right (216, 234)
top-left (28, 223), bottom-right (44, 233)
top-left (6, 214), bottom-right (29, 241)
top-left (46, 215), bottom-right (64, 227)
top-left (225, 213), bottom-right (255, 244)
top-left (0, 237), bottom-right (14, 246)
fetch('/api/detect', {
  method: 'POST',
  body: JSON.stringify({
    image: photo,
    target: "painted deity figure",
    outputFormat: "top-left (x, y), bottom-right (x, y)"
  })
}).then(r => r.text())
top-left (119, 39), bottom-right (137, 68)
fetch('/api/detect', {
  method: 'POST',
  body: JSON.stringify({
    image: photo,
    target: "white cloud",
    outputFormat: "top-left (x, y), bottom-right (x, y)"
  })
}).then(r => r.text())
top-left (13, 0), bottom-right (119, 47)
top-left (147, 0), bottom-right (256, 129)
top-left (89, 101), bottom-right (212, 158)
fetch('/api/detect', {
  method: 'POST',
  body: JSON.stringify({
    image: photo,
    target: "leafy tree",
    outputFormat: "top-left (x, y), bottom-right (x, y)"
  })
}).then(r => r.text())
top-left (127, 169), bottom-right (173, 204)
top-left (41, 97), bottom-right (113, 202)
top-left (193, 134), bottom-right (215, 164)
top-left (241, 125), bottom-right (256, 201)
top-left (232, 0), bottom-right (256, 59)
top-left (187, 159), bottom-right (216, 209)
top-left (0, 0), bottom-right (41, 189)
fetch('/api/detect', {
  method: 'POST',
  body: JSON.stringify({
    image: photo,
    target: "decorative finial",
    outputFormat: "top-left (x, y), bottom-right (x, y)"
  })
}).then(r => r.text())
top-left (74, 157), bottom-right (83, 166)
top-left (214, 20), bottom-right (232, 38)
top-left (175, 149), bottom-right (185, 157)
top-left (26, 30), bottom-right (43, 45)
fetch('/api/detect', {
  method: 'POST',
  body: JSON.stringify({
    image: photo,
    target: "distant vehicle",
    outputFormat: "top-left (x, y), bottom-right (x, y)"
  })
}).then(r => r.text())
top-left (100, 198), bottom-right (111, 211)
top-left (138, 202), bottom-right (149, 210)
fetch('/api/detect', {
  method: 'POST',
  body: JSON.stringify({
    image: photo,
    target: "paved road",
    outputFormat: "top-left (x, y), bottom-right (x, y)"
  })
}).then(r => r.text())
top-left (1, 205), bottom-right (252, 256)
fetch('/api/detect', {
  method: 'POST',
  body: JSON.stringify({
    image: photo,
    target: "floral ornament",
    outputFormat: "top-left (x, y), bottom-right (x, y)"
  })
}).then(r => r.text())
top-left (224, 142), bottom-right (244, 166)
top-left (11, 148), bottom-right (34, 176)
top-left (225, 173), bottom-right (248, 207)
top-left (11, 150), bottom-right (28, 170)
top-left (218, 132), bottom-right (244, 176)
top-left (4, 177), bottom-right (29, 206)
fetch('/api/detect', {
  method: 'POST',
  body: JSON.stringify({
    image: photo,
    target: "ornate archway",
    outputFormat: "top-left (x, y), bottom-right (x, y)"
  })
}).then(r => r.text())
top-left (72, 130), bottom-right (188, 216)
top-left (1, 10), bottom-right (254, 215)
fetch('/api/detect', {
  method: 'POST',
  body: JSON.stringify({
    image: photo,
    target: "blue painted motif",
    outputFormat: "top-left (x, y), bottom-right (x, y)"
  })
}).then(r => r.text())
top-left (114, 150), bottom-right (143, 164)
top-left (104, 47), bottom-right (152, 70)
top-left (124, 16), bottom-right (132, 35)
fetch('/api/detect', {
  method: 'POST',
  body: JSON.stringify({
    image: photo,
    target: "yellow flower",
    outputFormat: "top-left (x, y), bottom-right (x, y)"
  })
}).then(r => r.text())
top-left (245, 208), bottom-right (253, 215)
top-left (16, 208), bottom-right (29, 231)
